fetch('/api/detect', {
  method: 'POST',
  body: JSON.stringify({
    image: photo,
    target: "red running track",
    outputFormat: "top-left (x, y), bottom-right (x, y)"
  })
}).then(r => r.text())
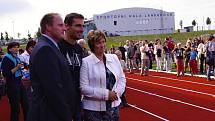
top-left (1, 71), bottom-right (215, 121)
top-left (121, 71), bottom-right (215, 121)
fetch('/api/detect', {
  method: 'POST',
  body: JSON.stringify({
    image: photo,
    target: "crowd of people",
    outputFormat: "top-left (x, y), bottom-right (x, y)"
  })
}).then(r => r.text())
top-left (108, 35), bottom-right (214, 80)
top-left (0, 11), bottom-right (214, 121)
top-left (0, 12), bottom-right (129, 121)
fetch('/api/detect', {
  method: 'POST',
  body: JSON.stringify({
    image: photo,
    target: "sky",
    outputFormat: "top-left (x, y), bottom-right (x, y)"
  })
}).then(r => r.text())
top-left (0, 0), bottom-right (215, 39)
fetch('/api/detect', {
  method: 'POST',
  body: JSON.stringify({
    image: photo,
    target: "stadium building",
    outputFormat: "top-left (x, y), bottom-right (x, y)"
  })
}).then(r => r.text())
top-left (84, 7), bottom-right (175, 37)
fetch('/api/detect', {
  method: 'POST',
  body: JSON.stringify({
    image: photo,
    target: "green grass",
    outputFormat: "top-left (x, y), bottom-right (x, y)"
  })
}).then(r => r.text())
top-left (2, 30), bottom-right (215, 54)
top-left (106, 30), bottom-right (215, 48)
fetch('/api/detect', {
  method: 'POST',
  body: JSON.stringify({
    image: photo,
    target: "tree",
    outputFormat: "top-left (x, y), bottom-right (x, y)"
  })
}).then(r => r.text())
top-left (192, 20), bottom-right (196, 26)
top-left (179, 20), bottom-right (183, 29)
top-left (5, 32), bottom-right (9, 41)
top-left (28, 33), bottom-right (32, 40)
top-left (192, 20), bottom-right (197, 31)
top-left (36, 27), bottom-right (42, 38)
top-left (206, 17), bottom-right (211, 30)
top-left (0, 32), bottom-right (4, 40)
top-left (17, 32), bottom-right (21, 38)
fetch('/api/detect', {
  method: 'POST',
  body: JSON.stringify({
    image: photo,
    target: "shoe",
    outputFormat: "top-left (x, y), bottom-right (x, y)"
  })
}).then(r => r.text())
top-left (140, 73), bottom-right (143, 76)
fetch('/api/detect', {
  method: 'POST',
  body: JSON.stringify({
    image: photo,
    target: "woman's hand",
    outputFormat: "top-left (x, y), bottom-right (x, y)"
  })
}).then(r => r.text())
top-left (108, 91), bottom-right (118, 102)
top-left (11, 63), bottom-right (24, 74)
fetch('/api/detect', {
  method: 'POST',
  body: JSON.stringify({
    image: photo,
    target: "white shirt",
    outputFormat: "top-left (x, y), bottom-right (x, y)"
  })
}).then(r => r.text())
top-left (140, 45), bottom-right (149, 59)
top-left (19, 50), bottom-right (30, 65)
top-left (197, 43), bottom-right (206, 55)
top-left (80, 53), bottom-right (126, 111)
top-left (42, 34), bottom-right (59, 50)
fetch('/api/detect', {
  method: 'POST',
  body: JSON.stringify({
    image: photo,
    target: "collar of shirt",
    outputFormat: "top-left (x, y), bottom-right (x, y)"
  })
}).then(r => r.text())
top-left (42, 34), bottom-right (60, 49)
top-left (22, 50), bottom-right (30, 57)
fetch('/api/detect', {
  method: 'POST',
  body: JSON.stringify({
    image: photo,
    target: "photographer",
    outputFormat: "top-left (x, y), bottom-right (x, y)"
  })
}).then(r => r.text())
top-left (1, 42), bottom-right (29, 121)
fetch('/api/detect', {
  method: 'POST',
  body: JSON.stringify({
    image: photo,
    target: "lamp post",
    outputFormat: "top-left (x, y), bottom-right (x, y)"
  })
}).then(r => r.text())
top-left (9, 17), bottom-right (15, 39)
top-left (12, 20), bottom-right (15, 39)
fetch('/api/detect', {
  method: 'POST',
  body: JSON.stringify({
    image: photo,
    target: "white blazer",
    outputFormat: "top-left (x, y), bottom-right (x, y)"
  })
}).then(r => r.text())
top-left (80, 53), bottom-right (126, 111)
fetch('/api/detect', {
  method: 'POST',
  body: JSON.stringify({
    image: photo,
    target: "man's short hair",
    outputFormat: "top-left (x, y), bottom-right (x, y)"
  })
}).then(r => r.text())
top-left (40, 13), bottom-right (59, 34)
top-left (209, 34), bottom-right (215, 41)
top-left (64, 13), bottom-right (84, 26)
top-left (26, 40), bottom-right (36, 50)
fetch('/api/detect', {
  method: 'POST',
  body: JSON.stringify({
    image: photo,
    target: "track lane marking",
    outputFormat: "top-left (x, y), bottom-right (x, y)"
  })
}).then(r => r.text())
top-left (126, 77), bottom-right (215, 97)
top-left (127, 72), bottom-right (215, 87)
top-left (149, 75), bottom-right (215, 87)
top-left (127, 86), bottom-right (215, 113)
top-left (128, 104), bottom-right (170, 121)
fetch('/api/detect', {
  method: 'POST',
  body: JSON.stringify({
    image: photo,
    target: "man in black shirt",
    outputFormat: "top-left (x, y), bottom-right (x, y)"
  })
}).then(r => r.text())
top-left (58, 13), bottom-right (84, 121)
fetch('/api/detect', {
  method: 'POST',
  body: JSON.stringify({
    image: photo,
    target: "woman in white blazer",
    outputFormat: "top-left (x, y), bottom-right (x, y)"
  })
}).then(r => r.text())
top-left (80, 30), bottom-right (126, 121)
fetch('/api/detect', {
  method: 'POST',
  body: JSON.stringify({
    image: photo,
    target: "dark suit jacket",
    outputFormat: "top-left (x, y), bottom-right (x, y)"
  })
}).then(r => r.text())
top-left (28, 35), bottom-right (76, 121)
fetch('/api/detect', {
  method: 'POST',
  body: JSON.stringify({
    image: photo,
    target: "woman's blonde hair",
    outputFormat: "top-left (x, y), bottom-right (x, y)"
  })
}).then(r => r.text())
top-left (87, 30), bottom-right (106, 53)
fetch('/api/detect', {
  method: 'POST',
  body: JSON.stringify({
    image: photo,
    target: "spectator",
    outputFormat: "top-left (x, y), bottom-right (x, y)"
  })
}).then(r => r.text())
top-left (163, 41), bottom-right (171, 72)
top-left (19, 40), bottom-right (36, 107)
top-left (127, 40), bottom-right (137, 73)
top-left (77, 39), bottom-right (90, 57)
top-left (174, 43), bottom-right (185, 77)
top-left (28, 13), bottom-right (75, 121)
top-left (140, 41), bottom-right (150, 76)
top-left (109, 45), bottom-right (116, 54)
top-left (184, 42), bottom-right (191, 73)
top-left (58, 12), bottom-right (85, 121)
top-left (19, 40), bottom-right (36, 65)
top-left (115, 50), bottom-right (130, 108)
top-left (19, 48), bottom-right (24, 55)
top-left (165, 37), bottom-right (175, 63)
top-left (118, 42), bottom-right (126, 61)
top-left (206, 35), bottom-right (215, 81)
top-left (80, 30), bottom-right (126, 121)
top-left (154, 39), bottom-right (162, 71)
top-left (1, 42), bottom-right (29, 121)
top-left (189, 46), bottom-right (198, 76)
top-left (197, 39), bottom-right (206, 74)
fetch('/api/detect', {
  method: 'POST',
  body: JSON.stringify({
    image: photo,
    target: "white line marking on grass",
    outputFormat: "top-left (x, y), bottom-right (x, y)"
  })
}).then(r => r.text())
top-left (127, 86), bottom-right (215, 113)
top-left (128, 104), bottom-right (170, 121)
top-left (126, 77), bottom-right (215, 97)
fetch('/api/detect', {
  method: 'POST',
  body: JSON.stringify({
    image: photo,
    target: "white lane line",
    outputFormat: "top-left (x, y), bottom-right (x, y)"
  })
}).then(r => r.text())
top-left (127, 86), bottom-right (215, 113)
top-left (149, 75), bottom-right (215, 87)
top-left (128, 104), bottom-right (170, 121)
top-left (128, 72), bottom-right (215, 87)
top-left (126, 77), bottom-right (215, 97)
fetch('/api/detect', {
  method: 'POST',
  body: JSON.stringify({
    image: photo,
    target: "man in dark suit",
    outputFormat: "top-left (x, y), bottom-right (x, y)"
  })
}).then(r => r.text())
top-left (28, 13), bottom-right (76, 121)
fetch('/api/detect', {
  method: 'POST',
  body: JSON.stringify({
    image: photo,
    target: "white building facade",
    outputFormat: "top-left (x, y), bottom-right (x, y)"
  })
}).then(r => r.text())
top-left (93, 7), bottom-right (175, 36)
